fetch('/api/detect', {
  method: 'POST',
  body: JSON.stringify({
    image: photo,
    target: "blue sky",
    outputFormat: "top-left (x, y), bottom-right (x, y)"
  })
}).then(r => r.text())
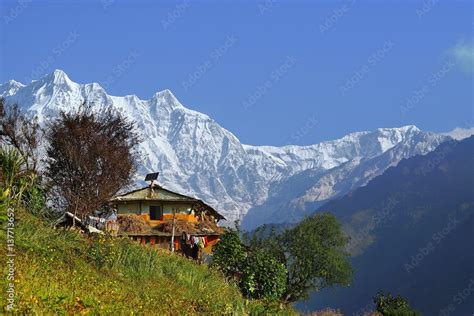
top-left (1, 0), bottom-right (473, 146)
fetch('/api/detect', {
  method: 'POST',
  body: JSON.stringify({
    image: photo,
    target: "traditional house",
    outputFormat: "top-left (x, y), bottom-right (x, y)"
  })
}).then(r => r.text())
top-left (109, 182), bottom-right (225, 259)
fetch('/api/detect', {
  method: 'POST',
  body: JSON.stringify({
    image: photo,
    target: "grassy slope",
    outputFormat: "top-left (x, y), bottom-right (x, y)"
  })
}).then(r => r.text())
top-left (0, 209), bottom-right (295, 315)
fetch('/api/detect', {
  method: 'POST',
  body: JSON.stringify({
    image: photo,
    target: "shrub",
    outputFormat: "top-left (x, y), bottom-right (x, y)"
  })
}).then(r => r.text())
top-left (0, 146), bottom-right (52, 223)
top-left (22, 184), bottom-right (48, 217)
top-left (240, 248), bottom-right (287, 300)
top-left (212, 228), bottom-right (246, 280)
top-left (213, 229), bottom-right (287, 301)
top-left (0, 146), bottom-right (28, 205)
top-left (373, 291), bottom-right (420, 316)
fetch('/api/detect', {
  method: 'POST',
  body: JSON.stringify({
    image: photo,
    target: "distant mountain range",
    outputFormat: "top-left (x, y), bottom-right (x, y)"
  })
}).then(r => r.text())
top-left (298, 136), bottom-right (474, 315)
top-left (1, 70), bottom-right (472, 227)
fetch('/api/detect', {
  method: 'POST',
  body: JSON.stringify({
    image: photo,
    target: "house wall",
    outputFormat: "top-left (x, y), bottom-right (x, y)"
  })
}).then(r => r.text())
top-left (130, 235), bottom-right (220, 255)
top-left (117, 202), bottom-right (141, 214)
top-left (117, 201), bottom-right (194, 216)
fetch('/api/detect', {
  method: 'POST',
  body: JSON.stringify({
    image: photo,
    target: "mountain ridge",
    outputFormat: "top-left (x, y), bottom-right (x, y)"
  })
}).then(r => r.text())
top-left (0, 70), bottom-right (465, 224)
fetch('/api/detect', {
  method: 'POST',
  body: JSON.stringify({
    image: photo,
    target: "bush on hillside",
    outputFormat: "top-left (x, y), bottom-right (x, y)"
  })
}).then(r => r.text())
top-left (0, 146), bottom-right (49, 222)
top-left (239, 248), bottom-right (287, 300)
top-left (212, 228), bottom-right (287, 301)
top-left (212, 228), bottom-right (246, 280)
top-left (373, 291), bottom-right (420, 316)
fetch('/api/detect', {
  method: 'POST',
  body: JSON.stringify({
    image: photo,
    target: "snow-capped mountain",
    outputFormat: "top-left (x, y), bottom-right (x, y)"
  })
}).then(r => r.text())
top-left (442, 127), bottom-right (474, 140)
top-left (0, 70), bottom-right (451, 227)
top-left (242, 128), bottom-right (448, 228)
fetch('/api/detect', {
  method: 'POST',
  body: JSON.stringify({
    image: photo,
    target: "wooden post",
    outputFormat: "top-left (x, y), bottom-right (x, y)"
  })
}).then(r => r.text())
top-left (170, 208), bottom-right (176, 252)
top-left (72, 203), bottom-right (78, 227)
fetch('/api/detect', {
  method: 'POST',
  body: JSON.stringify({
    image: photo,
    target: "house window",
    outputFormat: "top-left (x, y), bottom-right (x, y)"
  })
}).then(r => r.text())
top-left (150, 205), bottom-right (162, 220)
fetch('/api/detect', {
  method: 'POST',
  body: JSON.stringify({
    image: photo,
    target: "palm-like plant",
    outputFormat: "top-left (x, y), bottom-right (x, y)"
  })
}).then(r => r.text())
top-left (1, 145), bottom-right (49, 224)
top-left (0, 146), bottom-right (35, 207)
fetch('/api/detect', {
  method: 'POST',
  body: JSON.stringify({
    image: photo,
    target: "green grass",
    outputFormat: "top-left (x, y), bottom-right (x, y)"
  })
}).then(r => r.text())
top-left (0, 209), bottom-right (296, 315)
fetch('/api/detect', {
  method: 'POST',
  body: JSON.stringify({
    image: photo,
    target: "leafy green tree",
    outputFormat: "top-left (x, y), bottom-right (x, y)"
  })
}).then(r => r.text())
top-left (246, 213), bottom-right (353, 302)
top-left (243, 224), bottom-right (287, 264)
top-left (215, 213), bottom-right (351, 302)
top-left (373, 291), bottom-right (420, 316)
top-left (281, 213), bottom-right (353, 302)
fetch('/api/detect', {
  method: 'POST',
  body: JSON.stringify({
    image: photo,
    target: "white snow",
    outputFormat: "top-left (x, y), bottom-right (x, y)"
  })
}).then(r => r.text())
top-left (442, 127), bottom-right (474, 140)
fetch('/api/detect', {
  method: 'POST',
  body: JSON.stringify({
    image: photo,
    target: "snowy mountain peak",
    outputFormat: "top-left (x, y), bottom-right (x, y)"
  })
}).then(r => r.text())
top-left (442, 127), bottom-right (474, 140)
top-left (380, 124), bottom-right (419, 132)
top-left (7, 79), bottom-right (25, 88)
top-left (0, 80), bottom-right (25, 97)
top-left (34, 69), bottom-right (76, 89)
top-left (156, 88), bottom-right (176, 99)
top-left (0, 70), bottom-right (450, 224)
top-left (152, 89), bottom-right (183, 109)
top-left (50, 69), bottom-right (71, 83)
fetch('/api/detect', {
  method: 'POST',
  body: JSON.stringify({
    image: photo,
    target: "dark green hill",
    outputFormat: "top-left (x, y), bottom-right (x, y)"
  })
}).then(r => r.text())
top-left (299, 136), bottom-right (474, 315)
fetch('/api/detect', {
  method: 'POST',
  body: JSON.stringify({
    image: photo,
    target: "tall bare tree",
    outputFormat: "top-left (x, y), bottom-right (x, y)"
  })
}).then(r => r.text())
top-left (45, 105), bottom-right (141, 220)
